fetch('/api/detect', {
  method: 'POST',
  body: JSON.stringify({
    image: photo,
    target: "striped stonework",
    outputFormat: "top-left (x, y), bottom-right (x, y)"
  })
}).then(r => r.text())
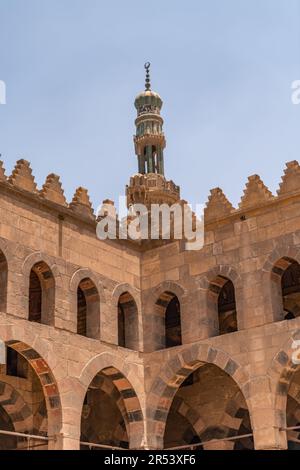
top-left (5, 340), bottom-right (61, 436)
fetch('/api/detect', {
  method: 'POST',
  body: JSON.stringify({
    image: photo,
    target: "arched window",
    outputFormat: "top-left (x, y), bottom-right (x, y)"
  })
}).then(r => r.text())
top-left (77, 278), bottom-right (100, 339)
top-left (118, 292), bottom-right (139, 350)
top-left (165, 295), bottom-right (182, 348)
top-left (209, 276), bottom-right (237, 335)
top-left (156, 291), bottom-right (182, 348)
top-left (29, 261), bottom-right (55, 325)
top-left (281, 258), bottom-right (300, 319)
top-left (0, 250), bottom-right (8, 312)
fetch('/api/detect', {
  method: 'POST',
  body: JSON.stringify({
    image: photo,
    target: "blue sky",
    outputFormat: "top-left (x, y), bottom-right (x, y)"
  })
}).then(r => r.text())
top-left (0, 0), bottom-right (299, 210)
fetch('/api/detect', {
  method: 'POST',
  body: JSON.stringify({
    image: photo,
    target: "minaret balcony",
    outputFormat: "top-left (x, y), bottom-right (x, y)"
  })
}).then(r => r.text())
top-left (134, 134), bottom-right (166, 154)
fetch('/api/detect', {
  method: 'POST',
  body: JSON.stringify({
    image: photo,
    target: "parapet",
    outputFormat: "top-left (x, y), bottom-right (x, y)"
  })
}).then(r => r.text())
top-left (0, 159), bottom-right (95, 223)
top-left (1, 157), bottom-right (300, 243)
top-left (205, 161), bottom-right (300, 225)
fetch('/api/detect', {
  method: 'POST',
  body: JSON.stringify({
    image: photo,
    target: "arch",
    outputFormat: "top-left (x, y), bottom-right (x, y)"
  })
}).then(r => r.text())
top-left (286, 378), bottom-right (300, 449)
top-left (268, 332), bottom-right (300, 417)
top-left (208, 276), bottom-right (238, 335)
top-left (262, 243), bottom-right (300, 322)
top-left (82, 371), bottom-right (131, 437)
top-left (198, 266), bottom-right (241, 335)
top-left (112, 284), bottom-right (141, 351)
top-left (164, 388), bottom-right (253, 450)
top-left (4, 340), bottom-right (62, 441)
top-left (145, 282), bottom-right (186, 351)
top-left (146, 344), bottom-right (250, 449)
top-left (269, 257), bottom-right (300, 322)
top-left (0, 238), bottom-right (15, 315)
top-left (70, 268), bottom-right (106, 302)
top-left (152, 281), bottom-right (186, 303)
top-left (22, 252), bottom-right (63, 326)
top-left (111, 283), bottom-right (140, 309)
top-left (0, 237), bottom-right (11, 315)
top-left (199, 265), bottom-right (242, 290)
top-left (163, 366), bottom-right (252, 450)
top-left (164, 395), bottom-right (203, 449)
top-left (80, 367), bottom-right (135, 449)
top-left (22, 252), bottom-right (63, 284)
top-left (77, 278), bottom-right (100, 339)
top-left (267, 332), bottom-right (300, 449)
top-left (281, 259), bottom-right (300, 319)
top-left (70, 268), bottom-right (106, 338)
top-left (155, 292), bottom-right (182, 348)
top-left (118, 292), bottom-right (139, 350)
top-left (28, 261), bottom-right (55, 325)
top-left (0, 249), bottom-right (8, 313)
top-left (79, 353), bottom-right (144, 449)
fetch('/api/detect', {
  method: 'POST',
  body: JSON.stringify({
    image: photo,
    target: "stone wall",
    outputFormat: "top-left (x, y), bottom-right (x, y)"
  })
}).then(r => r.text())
top-left (0, 159), bottom-right (299, 449)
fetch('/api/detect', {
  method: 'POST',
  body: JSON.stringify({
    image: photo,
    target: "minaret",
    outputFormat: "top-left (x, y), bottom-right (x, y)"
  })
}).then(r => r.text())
top-left (134, 63), bottom-right (166, 175)
top-left (126, 63), bottom-right (180, 209)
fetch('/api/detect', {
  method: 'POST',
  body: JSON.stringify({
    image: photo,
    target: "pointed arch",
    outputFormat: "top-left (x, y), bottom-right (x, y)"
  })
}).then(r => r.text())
top-left (79, 353), bottom-right (144, 449)
top-left (28, 261), bottom-right (55, 325)
top-left (262, 243), bottom-right (300, 322)
top-left (76, 278), bottom-right (100, 339)
top-left (70, 268), bottom-right (105, 338)
top-left (4, 340), bottom-right (62, 437)
top-left (155, 291), bottom-right (182, 348)
top-left (147, 344), bottom-right (250, 449)
top-left (146, 282), bottom-right (186, 350)
top-left (112, 284), bottom-right (141, 351)
top-left (209, 276), bottom-right (237, 335)
top-left (22, 252), bottom-right (63, 326)
top-left (199, 266), bottom-right (241, 336)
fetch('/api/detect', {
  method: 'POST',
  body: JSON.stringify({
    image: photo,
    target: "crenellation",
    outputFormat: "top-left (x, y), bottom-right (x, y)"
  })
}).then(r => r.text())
top-left (8, 159), bottom-right (37, 193)
top-left (40, 173), bottom-right (67, 206)
top-left (69, 187), bottom-right (95, 220)
top-left (239, 174), bottom-right (274, 210)
top-left (278, 160), bottom-right (300, 196)
top-left (205, 187), bottom-right (234, 223)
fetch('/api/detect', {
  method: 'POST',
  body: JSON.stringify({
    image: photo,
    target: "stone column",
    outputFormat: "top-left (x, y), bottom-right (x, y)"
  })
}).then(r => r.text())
top-left (159, 149), bottom-right (164, 175)
top-left (248, 378), bottom-right (287, 450)
top-left (138, 154), bottom-right (145, 174)
top-left (147, 146), bottom-right (153, 173)
top-left (54, 419), bottom-right (81, 450)
top-left (251, 408), bottom-right (287, 450)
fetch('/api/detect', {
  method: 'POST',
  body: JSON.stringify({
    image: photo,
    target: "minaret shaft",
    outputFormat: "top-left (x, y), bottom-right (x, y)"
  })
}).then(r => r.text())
top-left (133, 63), bottom-right (166, 176)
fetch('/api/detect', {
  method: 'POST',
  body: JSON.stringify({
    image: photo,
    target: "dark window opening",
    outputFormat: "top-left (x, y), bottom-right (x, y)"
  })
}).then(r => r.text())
top-left (217, 277), bottom-right (238, 335)
top-left (165, 296), bottom-right (182, 348)
top-left (29, 269), bottom-right (42, 323)
top-left (28, 261), bottom-right (55, 325)
top-left (76, 278), bottom-right (100, 339)
top-left (77, 286), bottom-right (87, 336)
top-left (281, 260), bottom-right (300, 320)
top-left (117, 292), bottom-right (138, 350)
top-left (118, 303), bottom-right (125, 347)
